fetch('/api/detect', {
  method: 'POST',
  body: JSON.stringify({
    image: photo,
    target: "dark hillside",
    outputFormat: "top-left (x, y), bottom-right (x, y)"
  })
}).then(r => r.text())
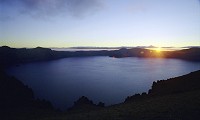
top-left (125, 70), bottom-right (200, 102)
top-left (0, 70), bottom-right (57, 120)
top-left (148, 70), bottom-right (200, 96)
top-left (1, 69), bottom-right (200, 119)
top-left (52, 90), bottom-right (200, 120)
top-left (49, 70), bottom-right (200, 120)
top-left (165, 47), bottom-right (200, 61)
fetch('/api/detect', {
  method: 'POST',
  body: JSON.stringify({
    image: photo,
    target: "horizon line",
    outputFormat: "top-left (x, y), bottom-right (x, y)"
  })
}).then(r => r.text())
top-left (2, 45), bottom-right (200, 49)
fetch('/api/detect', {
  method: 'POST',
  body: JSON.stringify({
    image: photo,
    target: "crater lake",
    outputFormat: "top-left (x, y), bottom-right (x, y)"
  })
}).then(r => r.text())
top-left (6, 57), bottom-right (200, 110)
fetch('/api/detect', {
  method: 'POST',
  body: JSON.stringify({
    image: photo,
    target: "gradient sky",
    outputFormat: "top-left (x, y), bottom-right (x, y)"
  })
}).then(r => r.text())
top-left (0, 0), bottom-right (200, 48)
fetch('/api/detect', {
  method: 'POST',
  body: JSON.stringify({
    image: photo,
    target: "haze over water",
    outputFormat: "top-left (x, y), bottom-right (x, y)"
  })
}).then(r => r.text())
top-left (7, 57), bottom-right (200, 110)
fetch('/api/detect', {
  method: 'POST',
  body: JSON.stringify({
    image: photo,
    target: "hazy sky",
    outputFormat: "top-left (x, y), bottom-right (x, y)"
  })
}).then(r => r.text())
top-left (0, 0), bottom-right (200, 48)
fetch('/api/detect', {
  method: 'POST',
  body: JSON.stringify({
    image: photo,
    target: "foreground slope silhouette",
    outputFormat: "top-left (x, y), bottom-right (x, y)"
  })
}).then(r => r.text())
top-left (49, 70), bottom-right (200, 120)
top-left (1, 69), bottom-right (200, 119)
top-left (0, 70), bottom-right (58, 120)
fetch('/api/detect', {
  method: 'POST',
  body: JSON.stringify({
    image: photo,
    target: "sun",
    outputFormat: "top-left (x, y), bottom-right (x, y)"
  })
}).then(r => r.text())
top-left (155, 47), bottom-right (162, 53)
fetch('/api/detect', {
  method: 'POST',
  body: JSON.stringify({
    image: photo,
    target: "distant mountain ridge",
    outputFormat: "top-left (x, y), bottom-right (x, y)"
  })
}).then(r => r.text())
top-left (52, 45), bottom-right (200, 49)
top-left (0, 46), bottom-right (200, 69)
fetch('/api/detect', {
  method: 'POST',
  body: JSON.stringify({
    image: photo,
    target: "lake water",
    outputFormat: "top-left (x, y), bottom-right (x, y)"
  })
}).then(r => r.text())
top-left (7, 57), bottom-right (200, 110)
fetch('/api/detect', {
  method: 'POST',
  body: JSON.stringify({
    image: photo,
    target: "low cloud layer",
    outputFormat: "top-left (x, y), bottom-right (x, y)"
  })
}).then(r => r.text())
top-left (0, 0), bottom-right (102, 20)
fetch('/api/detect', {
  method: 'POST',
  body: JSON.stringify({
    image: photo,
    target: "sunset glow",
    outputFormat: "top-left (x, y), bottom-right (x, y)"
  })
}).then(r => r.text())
top-left (0, 0), bottom-right (200, 48)
top-left (155, 47), bottom-right (162, 53)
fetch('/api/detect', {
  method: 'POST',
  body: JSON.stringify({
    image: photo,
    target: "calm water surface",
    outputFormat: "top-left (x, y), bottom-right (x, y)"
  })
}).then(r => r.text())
top-left (7, 57), bottom-right (200, 110)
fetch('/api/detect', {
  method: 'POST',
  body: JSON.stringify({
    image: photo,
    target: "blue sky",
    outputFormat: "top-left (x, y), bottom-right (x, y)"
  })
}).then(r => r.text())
top-left (0, 0), bottom-right (200, 48)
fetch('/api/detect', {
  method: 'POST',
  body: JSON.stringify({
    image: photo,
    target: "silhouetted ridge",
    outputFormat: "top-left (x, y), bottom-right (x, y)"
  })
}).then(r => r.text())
top-left (110, 47), bottom-right (200, 60)
top-left (1, 46), bottom-right (199, 69)
top-left (74, 96), bottom-right (94, 106)
top-left (0, 70), bottom-right (57, 119)
top-left (124, 70), bottom-right (200, 102)
top-left (68, 96), bottom-right (104, 112)
top-left (0, 70), bottom-right (34, 108)
top-left (148, 70), bottom-right (200, 95)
